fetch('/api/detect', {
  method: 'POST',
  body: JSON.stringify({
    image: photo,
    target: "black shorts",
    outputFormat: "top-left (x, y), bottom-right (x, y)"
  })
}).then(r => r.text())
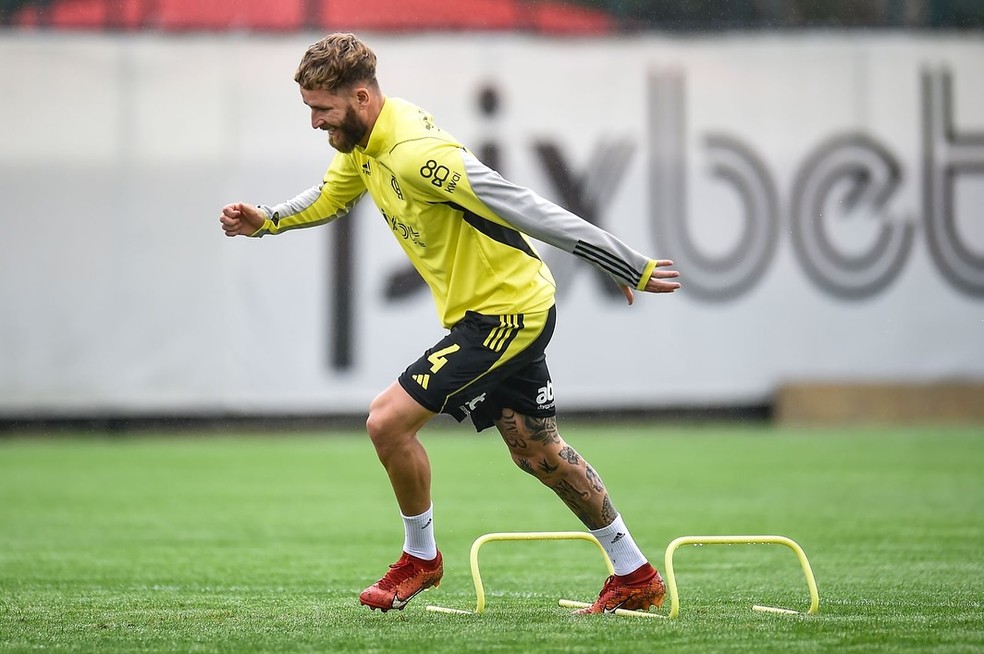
top-left (398, 306), bottom-right (557, 432)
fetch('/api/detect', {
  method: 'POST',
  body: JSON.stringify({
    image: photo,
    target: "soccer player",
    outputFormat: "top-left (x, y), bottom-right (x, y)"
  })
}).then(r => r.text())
top-left (219, 33), bottom-right (681, 614)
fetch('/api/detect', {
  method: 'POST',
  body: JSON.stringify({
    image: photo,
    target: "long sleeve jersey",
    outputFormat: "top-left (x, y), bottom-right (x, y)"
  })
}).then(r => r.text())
top-left (251, 97), bottom-right (658, 328)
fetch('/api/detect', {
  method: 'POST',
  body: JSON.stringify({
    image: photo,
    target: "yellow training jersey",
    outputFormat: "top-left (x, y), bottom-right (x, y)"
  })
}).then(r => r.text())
top-left (251, 97), bottom-right (657, 328)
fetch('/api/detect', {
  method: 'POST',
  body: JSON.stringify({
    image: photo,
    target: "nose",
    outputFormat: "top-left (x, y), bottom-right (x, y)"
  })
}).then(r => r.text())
top-left (311, 111), bottom-right (324, 130)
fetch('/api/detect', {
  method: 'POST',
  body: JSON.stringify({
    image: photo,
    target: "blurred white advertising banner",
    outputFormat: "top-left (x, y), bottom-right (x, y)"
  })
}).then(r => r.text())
top-left (0, 33), bottom-right (981, 416)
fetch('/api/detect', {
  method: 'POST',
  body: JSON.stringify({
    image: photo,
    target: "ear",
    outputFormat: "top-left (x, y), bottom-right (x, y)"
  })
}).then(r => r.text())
top-left (354, 87), bottom-right (371, 108)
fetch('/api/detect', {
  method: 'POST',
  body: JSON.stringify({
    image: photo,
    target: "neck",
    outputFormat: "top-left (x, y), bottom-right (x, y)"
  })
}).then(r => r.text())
top-left (359, 94), bottom-right (386, 149)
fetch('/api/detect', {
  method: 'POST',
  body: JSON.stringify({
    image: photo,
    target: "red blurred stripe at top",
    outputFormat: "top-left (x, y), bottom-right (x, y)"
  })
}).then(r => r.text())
top-left (7, 0), bottom-right (612, 33)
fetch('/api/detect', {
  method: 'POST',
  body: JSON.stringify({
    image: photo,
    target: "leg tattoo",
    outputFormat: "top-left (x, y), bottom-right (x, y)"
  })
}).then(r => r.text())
top-left (524, 415), bottom-right (561, 445)
top-left (550, 479), bottom-right (592, 525)
top-left (495, 411), bottom-right (617, 530)
top-left (585, 466), bottom-right (606, 493)
top-left (558, 446), bottom-right (580, 465)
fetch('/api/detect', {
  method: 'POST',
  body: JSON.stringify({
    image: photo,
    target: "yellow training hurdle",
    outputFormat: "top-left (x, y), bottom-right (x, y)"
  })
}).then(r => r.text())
top-left (663, 534), bottom-right (820, 618)
top-left (424, 531), bottom-right (820, 620)
top-left (426, 531), bottom-right (619, 615)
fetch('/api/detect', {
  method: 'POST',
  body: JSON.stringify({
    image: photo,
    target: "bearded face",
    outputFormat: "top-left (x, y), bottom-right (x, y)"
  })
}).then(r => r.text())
top-left (326, 103), bottom-right (369, 153)
top-left (301, 86), bottom-right (370, 153)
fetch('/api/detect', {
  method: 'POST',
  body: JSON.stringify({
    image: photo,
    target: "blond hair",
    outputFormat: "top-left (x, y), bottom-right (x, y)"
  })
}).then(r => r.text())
top-left (294, 33), bottom-right (378, 91)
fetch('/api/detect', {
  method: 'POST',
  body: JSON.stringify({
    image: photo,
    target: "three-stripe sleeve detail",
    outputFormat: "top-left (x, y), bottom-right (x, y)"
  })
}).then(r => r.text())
top-left (573, 240), bottom-right (643, 287)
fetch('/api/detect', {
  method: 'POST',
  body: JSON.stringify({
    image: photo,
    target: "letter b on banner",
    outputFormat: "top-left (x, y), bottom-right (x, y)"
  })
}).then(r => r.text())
top-left (648, 68), bottom-right (984, 301)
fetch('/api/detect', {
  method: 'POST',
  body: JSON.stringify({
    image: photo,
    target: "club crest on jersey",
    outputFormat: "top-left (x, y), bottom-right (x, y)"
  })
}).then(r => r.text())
top-left (418, 110), bottom-right (435, 131)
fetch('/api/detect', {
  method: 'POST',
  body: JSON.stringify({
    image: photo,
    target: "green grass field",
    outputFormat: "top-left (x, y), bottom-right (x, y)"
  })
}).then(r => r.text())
top-left (1, 423), bottom-right (982, 653)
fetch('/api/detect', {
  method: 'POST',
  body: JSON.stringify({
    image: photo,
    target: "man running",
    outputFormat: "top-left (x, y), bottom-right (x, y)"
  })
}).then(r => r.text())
top-left (219, 33), bottom-right (680, 614)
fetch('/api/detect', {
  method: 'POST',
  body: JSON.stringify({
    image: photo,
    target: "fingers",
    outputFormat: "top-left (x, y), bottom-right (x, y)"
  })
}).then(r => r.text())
top-left (653, 259), bottom-right (680, 278)
top-left (619, 259), bottom-right (682, 302)
top-left (643, 259), bottom-right (681, 294)
top-left (650, 259), bottom-right (680, 292)
top-left (219, 212), bottom-right (241, 236)
top-left (619, 284), bottom-right (635, 306)
top-left (647, 279), bottom-right (682, 293)
top-left (219, 203), bottom-right (249, 237)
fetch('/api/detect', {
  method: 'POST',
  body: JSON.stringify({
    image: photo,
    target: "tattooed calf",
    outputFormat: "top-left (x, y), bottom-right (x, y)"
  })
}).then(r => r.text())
top-left (551, 479), bottom-right (592, 526)
top-left (600, 495), bottom-right (617, 525)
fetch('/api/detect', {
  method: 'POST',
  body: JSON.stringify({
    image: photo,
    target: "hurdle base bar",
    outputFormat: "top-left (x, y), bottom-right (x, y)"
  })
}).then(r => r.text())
top-left (664, 535), bottom-right (820, 619)
top-left (558, 599), bottom-right (667, 619)
top-left (425, 605), bottom-right (474, 615)
top-left (752, 605), bottom-right (802, 616)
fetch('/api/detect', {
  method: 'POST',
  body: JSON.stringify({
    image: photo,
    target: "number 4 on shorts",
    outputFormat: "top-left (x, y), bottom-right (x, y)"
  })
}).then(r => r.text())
top-left (427, 344), bottom-right (461, 373)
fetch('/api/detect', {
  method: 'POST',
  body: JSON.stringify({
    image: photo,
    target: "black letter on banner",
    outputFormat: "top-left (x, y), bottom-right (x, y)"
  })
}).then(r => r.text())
top-left (329, 207), bottom-right (354, 370)
top-left (923, 68), bottom-right (984, 297)
top-left (534, 140), bottom-right (633, 300)
top-left (790, 134), bottom-right (911, 299)
top-left (647, 70), bottom-right (778, 301)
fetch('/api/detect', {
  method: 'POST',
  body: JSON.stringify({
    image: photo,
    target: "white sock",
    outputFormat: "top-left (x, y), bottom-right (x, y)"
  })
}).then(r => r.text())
top-left (590, 513), bottom-right (648, 576)
top-left (401, 503), bottom-right (437, 561)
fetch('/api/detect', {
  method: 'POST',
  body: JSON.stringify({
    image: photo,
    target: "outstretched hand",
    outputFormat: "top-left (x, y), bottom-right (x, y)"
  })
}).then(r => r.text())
top-left (619, 259), bottom-right (681, 305)
top-left (219, 203), bottom-right (266, 237)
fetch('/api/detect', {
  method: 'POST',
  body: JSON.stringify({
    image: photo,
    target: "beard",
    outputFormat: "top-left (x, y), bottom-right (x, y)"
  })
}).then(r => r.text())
top-left (328, 105), bottom-right (369, 153)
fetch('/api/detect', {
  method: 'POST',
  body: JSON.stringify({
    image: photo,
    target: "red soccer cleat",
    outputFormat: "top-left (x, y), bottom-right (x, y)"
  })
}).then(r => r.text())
top-left (359, 551), bottom-right (443, 612)
top-left (574, 563), bottom-right (666, 614)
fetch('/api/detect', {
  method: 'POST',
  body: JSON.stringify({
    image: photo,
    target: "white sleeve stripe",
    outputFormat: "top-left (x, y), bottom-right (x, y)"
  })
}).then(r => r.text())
top-left (269, 184), bottom-right (322, 219)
